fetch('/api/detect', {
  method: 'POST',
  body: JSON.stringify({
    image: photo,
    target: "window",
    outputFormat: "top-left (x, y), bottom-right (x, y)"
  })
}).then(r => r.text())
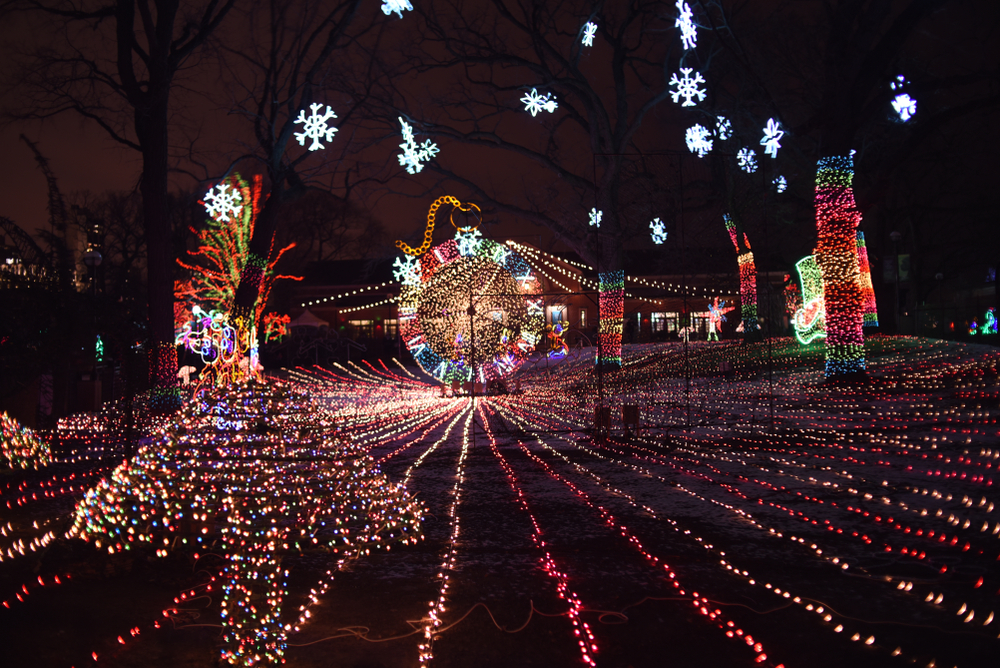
top-left (550, 307), bottom-right (566, 324)
top-left (651, 312), bottom-right (680, 333)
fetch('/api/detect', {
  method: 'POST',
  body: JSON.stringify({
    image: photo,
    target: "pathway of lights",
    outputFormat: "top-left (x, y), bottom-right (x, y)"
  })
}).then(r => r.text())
top-left (0, 412), bottom-right (52, 471)
top-left (3, 337), bottom-right (999, 667)
top-left (393, 197), bottom-right (545, 384)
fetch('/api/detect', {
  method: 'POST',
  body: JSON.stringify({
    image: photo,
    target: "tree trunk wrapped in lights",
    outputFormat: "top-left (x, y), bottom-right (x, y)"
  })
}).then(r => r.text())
top-left (814, 154), bottom-right (865, 378)
top-left (68, 381), bottom-right (424, 667)
top-left (597, 269), bottom-right (624, 370)
top-left (723, 214), bottom-right (760, 340)
top-left (855, 231), bottom-right (879, 328)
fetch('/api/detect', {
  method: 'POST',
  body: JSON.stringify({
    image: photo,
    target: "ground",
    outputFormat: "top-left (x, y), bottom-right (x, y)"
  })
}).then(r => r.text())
top-left (1, 336), bottom-right (998, 668)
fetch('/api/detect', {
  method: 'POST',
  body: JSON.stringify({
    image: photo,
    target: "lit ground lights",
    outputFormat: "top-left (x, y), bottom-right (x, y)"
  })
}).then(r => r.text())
top-left (0, 337), bottom-right (998, 667)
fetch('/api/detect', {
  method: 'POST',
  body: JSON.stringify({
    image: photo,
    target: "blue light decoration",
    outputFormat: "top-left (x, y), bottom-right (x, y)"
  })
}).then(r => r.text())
top-left (669, 68), bottom-right (707, 107)
top-left (293, 103), bottom-right (338, 151)
top-left (675, 0), bottom-right (697, 50)
top-left (685, 124), bottom-right (713, 157)
top-left (582, 22), bottom-right (597, 47)
top-left (737, 148), bottom-right (758, 173)
top-left (891, 75), bottom-right (917, 122)
top-left (398, 117), bottom-right (440, 174)
top-left (589, 208), bottom-right (603, 228)
top-left (650, 218), bottom-right (667, 244)
top-left (773, 176), bottom-right (788, 193)
top-left (716, 116), bottom-right (732, 140)
top-left (760, 118), bottom-right (783, 158)
top-left (521, 88), bottom-right (558, 117)
top-left (381, 0), bottom-right (413, 19)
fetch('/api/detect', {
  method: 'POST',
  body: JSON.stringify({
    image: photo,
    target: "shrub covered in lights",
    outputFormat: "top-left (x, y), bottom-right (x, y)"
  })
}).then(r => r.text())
top-left (68, 381), bottom-right (424, 667)
top-left (0, 412), bottom-right (51, 471)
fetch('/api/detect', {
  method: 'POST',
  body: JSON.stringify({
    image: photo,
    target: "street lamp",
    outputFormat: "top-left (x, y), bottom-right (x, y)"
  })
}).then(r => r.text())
top-left (889, 231), bottom-right (902, 333)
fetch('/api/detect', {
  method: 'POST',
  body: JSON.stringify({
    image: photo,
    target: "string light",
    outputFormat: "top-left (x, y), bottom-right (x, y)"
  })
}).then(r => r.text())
top-left (598, 270), bottom-right (624, 369)
top-left (0, 413), bottom-right (51, 471)
top-left (856, 232), bottom-right (878, 328)
top-left (724, 215), bottom-right (758, 334)
top-left (793, 255), bottom-right (826, 344)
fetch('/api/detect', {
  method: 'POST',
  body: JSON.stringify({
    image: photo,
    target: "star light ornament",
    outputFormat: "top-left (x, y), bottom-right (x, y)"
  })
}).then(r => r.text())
top-left (685, 124), bottom-right (713, 158)
top-left (669, 68), bottom-right (707, 107)
top-left (582, 22), bottom-right (597, 47)
top-left (737, 147), bottom-right (758, 173)
top-left (397, 118), bottom-right (439, 175)
top-left (773, 175), bottom-right (788, 193)
top-left (760, 118), bottom-right (783, 158)
top-left (393, 254), bottom-right (422, 287)
top-left (203, 182), bottom-right (243, 222)
top-left (650, 218), bottom-right (667, 244)
top-left (715, 116), bottom-right (733, 141)
top-left (381, 0), bottom-right (413, 19)
top-left (293, 103), bottom-right (338, 151)
top-left (890, 76), bottom-right (917, 122)
top-left (675, 1), bottom-right (697, 50)
top-left (521, 88), bottom-right (558, 117)
top-left (589, 208), bottom-right (603, 228)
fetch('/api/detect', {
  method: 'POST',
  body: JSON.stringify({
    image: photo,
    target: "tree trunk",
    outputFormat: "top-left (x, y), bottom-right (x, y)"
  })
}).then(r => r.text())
top-left (595, 232), bottom-right (624, 371)
top-left (723, 214), bottom-right (761, 341)
top-left (814, 153), bottom-right (866, 380)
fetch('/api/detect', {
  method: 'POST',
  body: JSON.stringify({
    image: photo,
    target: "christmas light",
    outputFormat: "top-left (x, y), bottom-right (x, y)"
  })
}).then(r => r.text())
top-left (773, 175), bottom-right (788, 193)
top-left (397, 117), bottom-right (439, 174)
top-left (589, 208), bottom-right (602, 228)
top-left (706, 298), bottom-right (733, 341)
top-left (760, 118), bottom-right (783, 158)
top-left (724, 215), bottom-right (758, 334)
top-left (891, 76), bottom-right (916, 122)
top-left (855, 232), bottom-right (878, 328)
top-left (675, 0), bottom-right (697, 50)
top-left (716, 116), bottom-right (732, 140)
top-left (521, 88), bottom-right (558, 116)
top-left (293, 103), bottom-right (338, 151)
top-left (737, 148), bottom-right (758, 173)
top-left (792, 255), bottom-right (826, 344)
top-left (0, 413), bottom-right (51, 471)
top-left (814, 153), bottom-right (865, 377)
top-left (582, 21), bottom-right (597, 47)
top-left (685, 124), bottom-right (713, 157)
top-left (669, 68), bottom-right (707, 107)
top-left (381, 0), bottom-right (413, 19)
top-left (650, 217), bottom-right (667, 244)
top-left (597, 270), bottom-right (624, 369)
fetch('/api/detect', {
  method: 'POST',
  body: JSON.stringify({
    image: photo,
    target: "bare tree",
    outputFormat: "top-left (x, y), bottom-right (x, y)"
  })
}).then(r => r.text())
top-left (3, 0), bottom-right (236, 408)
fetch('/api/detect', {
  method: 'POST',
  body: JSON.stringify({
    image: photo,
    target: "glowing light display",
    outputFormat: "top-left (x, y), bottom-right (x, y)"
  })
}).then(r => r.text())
top-left (398, 117), bottom-right (439, 174)
top-left (773, 175), bottom-right (788, 193)
top-left (814, 153), bottom-right (865, 377)
top-left (649, 217), bottom-right (667, 244)
top-left (381, 0), bottom-right (413, 19)
top-left (203, 182), bottom-right (243, 222)
top-left (706, 298), bottom-right (733, 341)
top-left (398, 200), bottom-right (544, 383)
top-left (68, 381), bottom-right (424, 667)
top-left (262, 312), bottom-right (290, 343)
top-left (792, 255), bottom-right (826, 344)
top-left (685, 123), bottom-right (713, 157)
top-left (393, 254), bottom-right (423, 286)
top-left (891, 76), bottom-right (917, 122)
top-left (547, 321), bottom-right (569, 358)
top-left (715, 116), bottom-right (732, 140)
top-left (582, 22), bottom-right (597, 47)
top-left (760, 118), bottom-right (783, 158)
top-left (669, 68), bottom-right (706, 107)
top-left (0, 412), bottom-right (51, 471)
top-left (293, 103), bottom-right (338, 151)
top-left (737, 147), bottom-right (758, 173)
top-left (395, 195), bottom-right (472, 257)
top-left (724, 215), bottom-right (758, 335)
top-left (589, 208), bottom-right (603, 228)
top-left (597, 270), bottom-right (624, 369)
top-left (675, 0), bottom-right (697, 50)
top-left (855, 232), bottom-right (878, 328)
top-left (521, 88), bottom-right (558, 116)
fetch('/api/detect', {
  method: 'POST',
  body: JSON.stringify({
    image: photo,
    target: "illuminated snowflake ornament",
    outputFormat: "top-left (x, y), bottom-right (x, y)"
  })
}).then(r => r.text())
top-left (455, 228), bottom-right (483, 257)
top-left (521, 88), bottom-right (558, 116)
top-left (890, 75), bottom-right (917, 122)
top-left (685, 124), bottom-right (713, 157)
top-left (715, 116), bottom-right (732, 141)
top-left (203, 182), bottom-right (243, 222)
top-left (675, 0), bottom-right (697, 50)
top-left (294, 103), bottom-right (338, 151)
top-left (393, 254), bottom-right (422, 286)
top-left (669, 68), bottom-right (707, 107)
top-left (582, 22), bottom-right (597, 47)
top-left (737, 147), bottom-right (758, 173)
top-left (650, 218), bottom-right (667, 244)
top-left (589, 208), bottom-right (603, 228)
top-left (773, 175), bottom-right (788, 193)
top-left (381, 0), bottom-right (413, 19)
top-left (760, 118), bottom-right (783, 158)
top-left (397, 117), bottom-right (439, 175)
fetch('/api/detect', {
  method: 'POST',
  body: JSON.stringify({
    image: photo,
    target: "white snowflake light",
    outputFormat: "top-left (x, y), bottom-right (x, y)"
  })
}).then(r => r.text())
top-left (392, 254), bottom-right (422, 286)
top-left (773, 175), bottom-right (787, 193)
top-left (582, 22), bottom-right (597, 47)
top-left (650, 218), bottom-right (667, 244)
top-left (891, 75), bottom-right (917, 122)
top-left (397, 118), bottom-right (439, 175)
top-left (675, 0), bottom-right (697, 50)
top-left (715, 116), bottom-right (732, 141)
top-left (589, 208), bottom-right (603, 228)
top-left (203, 182), bottom-right (243, 222)
top-left (669, 68), bottom-right (707, 107)
top-left (381, 0), bottom-right (413, 19)
top-left (685, 124), bottom-right (713, 158)
top-left (455, 228), bottom-right (483, 257)
top-left (293, 103), bottom-right (338, 151)
top-left (760, 118), bottom-right (783, 158)
top-left (521, 88), bottom-right (558, 117)
top-left (737, 147), bottom-right (758, 173)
